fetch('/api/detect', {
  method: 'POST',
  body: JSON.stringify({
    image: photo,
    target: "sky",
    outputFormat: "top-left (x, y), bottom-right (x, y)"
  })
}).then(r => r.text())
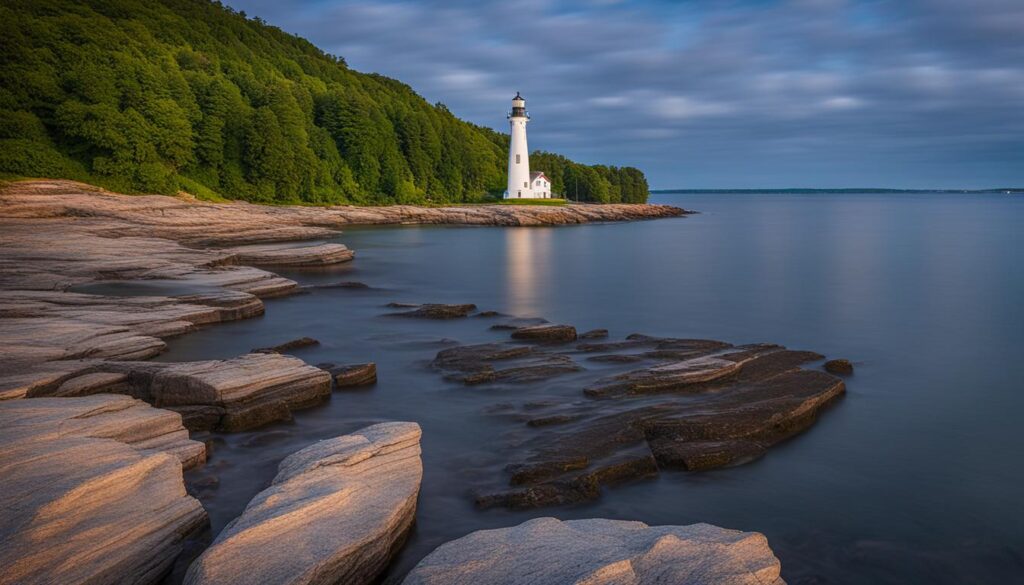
top-left (223, 0), bottom-right (1024, 189)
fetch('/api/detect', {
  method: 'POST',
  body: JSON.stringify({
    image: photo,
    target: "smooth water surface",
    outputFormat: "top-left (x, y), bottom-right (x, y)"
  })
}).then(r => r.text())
top-left (163, 192), bottom-right (1024, 584)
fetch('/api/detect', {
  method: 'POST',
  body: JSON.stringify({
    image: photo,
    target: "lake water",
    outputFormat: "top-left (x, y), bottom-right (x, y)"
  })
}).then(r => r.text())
top-left (162, 192), bottom-right (1024, 584)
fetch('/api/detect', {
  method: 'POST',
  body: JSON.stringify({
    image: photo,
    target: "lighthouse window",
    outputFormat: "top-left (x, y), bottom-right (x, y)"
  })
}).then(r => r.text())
top-left (516, 154), bottom-right (520, 164)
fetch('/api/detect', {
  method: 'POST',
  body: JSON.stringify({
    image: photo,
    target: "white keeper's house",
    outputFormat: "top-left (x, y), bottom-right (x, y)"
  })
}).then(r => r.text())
top-left (530, 171), bottom-right (551, 198)
top-left (504, 92), bottom-right (551, 199)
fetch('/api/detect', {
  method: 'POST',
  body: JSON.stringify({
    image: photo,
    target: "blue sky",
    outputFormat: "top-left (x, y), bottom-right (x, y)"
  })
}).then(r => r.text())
top-left (224, 0), bottom-right (1023, 189)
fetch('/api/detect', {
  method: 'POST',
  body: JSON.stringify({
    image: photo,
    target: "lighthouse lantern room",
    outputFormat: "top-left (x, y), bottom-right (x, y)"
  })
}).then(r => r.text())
top-left (504, 93), bottom-right (549, 199)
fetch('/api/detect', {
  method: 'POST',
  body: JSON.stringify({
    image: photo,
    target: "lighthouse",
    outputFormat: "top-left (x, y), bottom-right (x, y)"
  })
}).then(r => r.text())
top-left (505, 93), bottom-right (534, 199)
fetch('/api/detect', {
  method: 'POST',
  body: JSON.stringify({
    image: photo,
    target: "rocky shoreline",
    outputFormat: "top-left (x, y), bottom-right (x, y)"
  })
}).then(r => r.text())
top-left (0, 178), bottom-right (839, 584)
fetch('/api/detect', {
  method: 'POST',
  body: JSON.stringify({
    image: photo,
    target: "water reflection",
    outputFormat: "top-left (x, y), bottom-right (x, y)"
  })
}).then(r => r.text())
top-left (503, 227), bottom-right (553, 315)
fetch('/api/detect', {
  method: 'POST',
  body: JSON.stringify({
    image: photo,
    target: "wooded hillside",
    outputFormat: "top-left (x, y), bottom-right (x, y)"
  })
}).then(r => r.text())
top-left (0, 0), bottom-right (649, 204)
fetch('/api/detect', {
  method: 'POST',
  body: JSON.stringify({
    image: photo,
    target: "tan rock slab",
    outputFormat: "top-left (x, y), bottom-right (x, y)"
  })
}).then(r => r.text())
top-left (402, 517), bottom-right (785, 585)
top-left (0, 395), bottom-right (207, 585)
top-left (185, 422), bottom-right (423, 585)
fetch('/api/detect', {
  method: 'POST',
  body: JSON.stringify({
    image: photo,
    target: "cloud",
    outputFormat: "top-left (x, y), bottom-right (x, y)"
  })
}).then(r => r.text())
top-left (224, 0), bottom-right (1024, 188)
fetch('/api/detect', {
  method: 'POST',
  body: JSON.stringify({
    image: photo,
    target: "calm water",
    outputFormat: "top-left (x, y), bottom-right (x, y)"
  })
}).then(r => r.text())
top-left (159, 193), bottom-right (1023, 584)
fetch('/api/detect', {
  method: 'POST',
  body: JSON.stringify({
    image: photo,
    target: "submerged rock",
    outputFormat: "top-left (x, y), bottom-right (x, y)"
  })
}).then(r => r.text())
top-left (579, 328), bottom-right (609, 340)
top-left (388, 303), bottom-right (477, 319)
top-left (825, 358), bottom-right (854, 375)
top-left (310, 280), bottom-right (370, 289)
top-left (0, 395), bottom-right (207, 585)
top-left (433, 343), bottom-right (582, 385)
top-left (402, 517), bottom-right (785, 585)
top-left (511, 324), bottom-right (578, 343)
top-left (252, 336), bottom-right (320, 354)
top-left (184, 422), bottom-right (422, 585)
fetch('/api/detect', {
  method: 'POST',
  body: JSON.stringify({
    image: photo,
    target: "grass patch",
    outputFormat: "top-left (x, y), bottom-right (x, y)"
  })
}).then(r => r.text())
top-left (495, 198), bottom-right (568, 206)
top-left (176, 175), bottom-right (231, 203)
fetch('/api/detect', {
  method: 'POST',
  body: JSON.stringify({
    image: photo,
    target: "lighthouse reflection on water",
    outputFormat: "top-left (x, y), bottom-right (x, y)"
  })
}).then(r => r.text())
top-left (503, 227), bottom-right (554, 316)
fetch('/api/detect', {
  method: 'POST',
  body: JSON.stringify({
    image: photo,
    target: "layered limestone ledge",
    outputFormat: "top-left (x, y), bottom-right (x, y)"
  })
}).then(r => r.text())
top-left (106, 353), bottom-right (334, 431)
top-left (185, 422), bottom-right (423, 585)
top-left (0, 395), bottom-right (207, 585)
top-left (402, 517), bottom-right (785, 585)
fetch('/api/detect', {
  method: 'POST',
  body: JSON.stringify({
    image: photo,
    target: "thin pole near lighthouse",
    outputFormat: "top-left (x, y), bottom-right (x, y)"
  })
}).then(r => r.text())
top-left (505, 92), bottom-right (532, 199)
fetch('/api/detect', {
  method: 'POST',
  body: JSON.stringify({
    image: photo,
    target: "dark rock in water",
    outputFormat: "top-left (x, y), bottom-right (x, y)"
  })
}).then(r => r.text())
top-left (187, 475), bottom-right (220, 498)
top-left (649, 438), bottom-right (766, 471)
top-left (475, 477), bottom-right (600, 510)
top-left (388, 303), bottom-right (477, 319)
top-left (315, 281), bottom-right (370, 289)
top-left (386, 302), bottom-right (420, 308)
top-left (475, 310), bottom-right (502, 318)
top-left (825, 358), bottom-right (854, 375)
top-left (434, 343), bottom-right (533, 371)
top-left (475, 341), bottom-right (845, 509)
top-left (526, 414), bottom-right (579, 427)
top-left (507, 457), bottom-right (590, 485)
top-left (490, 316), bottom-right (549, 331)
top-left (433, 343), bottom-right (582, 385)
top-left (253, 336), bottom-right (320, 354)
top-left (334, 363), bottom-right (378, 388)
top-left (575, 336), bottom-right (662, 353)
top-left (579, 329), bottom-right (609, 340)
top-left (511, 324), bottom-right (578, 343)
top-left (240, 429), bottom-right (293, 449)
top-left (585, 354), bottom-right (646, 364)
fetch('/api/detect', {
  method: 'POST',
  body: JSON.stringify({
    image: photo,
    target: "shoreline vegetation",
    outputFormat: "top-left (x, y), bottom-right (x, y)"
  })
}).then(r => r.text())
top-left (0, 0), bottom-right (650, 206)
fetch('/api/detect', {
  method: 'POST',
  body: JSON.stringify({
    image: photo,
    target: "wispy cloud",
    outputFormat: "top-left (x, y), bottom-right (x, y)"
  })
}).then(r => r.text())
top-left (226, 0), bottom-right (1024, 188)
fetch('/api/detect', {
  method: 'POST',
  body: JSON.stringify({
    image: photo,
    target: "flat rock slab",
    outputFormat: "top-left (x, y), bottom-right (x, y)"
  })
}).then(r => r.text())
top-left (224, 242), bottom-right (354, 266)
top-left (402, 517), bottom-right (785, 585)
top-left (184, 422), bottom-right (422, 585)
top-left (109, 353), bottom-right (332, 431)
top-left (0, 395), bottom-right (207, 585)
top-left (468, 337), bottom-right (845, 509)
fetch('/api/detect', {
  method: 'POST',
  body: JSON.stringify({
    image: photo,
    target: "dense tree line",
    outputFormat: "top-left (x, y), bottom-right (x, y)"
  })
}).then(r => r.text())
top-left (530, 152), bottom-right (649, 203)
top-left (0, 0), bottom-right (648, 204)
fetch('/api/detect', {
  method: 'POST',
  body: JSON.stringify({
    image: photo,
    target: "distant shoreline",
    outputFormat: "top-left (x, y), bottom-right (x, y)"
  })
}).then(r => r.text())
top-left (653, 188), bottom-right (1023, 194)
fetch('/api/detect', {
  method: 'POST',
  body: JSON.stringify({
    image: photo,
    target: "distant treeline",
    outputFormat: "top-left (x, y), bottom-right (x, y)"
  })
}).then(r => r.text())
top-left (654, 188), bottom-right (1023, 194)
top-left (0, 0), bottom-right (649, 205)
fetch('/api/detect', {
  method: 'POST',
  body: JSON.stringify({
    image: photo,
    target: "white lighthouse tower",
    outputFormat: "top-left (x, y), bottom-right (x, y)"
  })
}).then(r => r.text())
top-left (504, 92), bottom-right (532, 199)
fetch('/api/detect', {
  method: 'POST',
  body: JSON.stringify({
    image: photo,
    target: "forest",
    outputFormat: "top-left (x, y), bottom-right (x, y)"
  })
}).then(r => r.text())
top-left (0, 0), bottom-right (649, 204)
